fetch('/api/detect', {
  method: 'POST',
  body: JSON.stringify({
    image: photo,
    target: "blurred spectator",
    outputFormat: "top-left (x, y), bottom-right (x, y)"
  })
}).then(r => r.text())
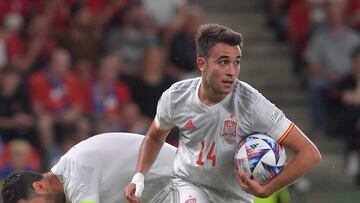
top-left (121, 103), bottom-right (150, 134)
top-left (0, 66), bottom-right (36, 146)
top-left (287, 0), bottom-right (326, 79)
top-left (86, 0), bottom-right (129, 30)
top-left (125, 47), bottom-right (178, 145)
top-left (28, 48), bottom-right (88, 167)
top-left (0, 29), bottom-right (7, 68)
top-left (25, 14), bottom-right (56, 72)
top-left (0, 0), bottom-right (37, 25)
top-left (126, 47), bottom-right (177, 120)
top-left (104, 2), bottom-right (158, 76)
top-left (287, 0), bottom-right (311, 76)
top-left (141, 0), bottom-right (188, 46)
top-left (346, 0), bottom-right (360, 31)
top-left (45, 0), bottom-right (130, 39)
top-left (73, 58), bottom-right (96, 93)
top-left (338, 47), bottom-right (360, 181)
top-left (2, 13), bottom-right (23, 69)
top-left (304, 0), bottom-right (360, 134)
top-left (86, 54), bottom-right (132, 133)
top-left (168, 7), bottom-right (205, 80)
top-left (0, 13), bottom-right (24, 69)
top-left (0, 139), bottom-right (40, 180)
top-left (142, 0), bottom-right (187, 28)
top-left (44, 0), bottom-right (75, 35)
top-left (59, 3), bottom-right (102, 62)
top-left (287, 0), bottom-right (311, 45)
top-left (6, 14), bottom-right (56, 74)
top-left (266, 0), bottom-right (291, 41)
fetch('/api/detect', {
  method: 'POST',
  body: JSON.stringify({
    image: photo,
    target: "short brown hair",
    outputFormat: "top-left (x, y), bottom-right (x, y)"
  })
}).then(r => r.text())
top-left (2, 171), bottom-right (44, 203)
top-left (195, 24), bottom-right (243, 58)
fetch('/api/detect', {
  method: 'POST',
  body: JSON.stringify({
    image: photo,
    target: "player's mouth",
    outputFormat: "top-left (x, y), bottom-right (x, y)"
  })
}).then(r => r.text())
top-left (222, 80), bottom-right (234, 85)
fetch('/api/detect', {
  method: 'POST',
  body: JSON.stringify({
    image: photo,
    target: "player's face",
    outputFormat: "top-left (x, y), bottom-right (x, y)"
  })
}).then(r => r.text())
top-left (198, 42), bottom-right (241, 96)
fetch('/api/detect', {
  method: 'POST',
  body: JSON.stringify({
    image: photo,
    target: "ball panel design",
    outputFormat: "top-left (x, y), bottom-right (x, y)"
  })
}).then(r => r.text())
top-left (234, 134), bottom-right (287, 184)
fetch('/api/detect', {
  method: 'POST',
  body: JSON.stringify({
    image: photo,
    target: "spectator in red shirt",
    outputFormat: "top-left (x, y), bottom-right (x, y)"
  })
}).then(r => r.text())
top-left (86, 0), bottom-right (130, 29)
top-left (73, 58), bottom-right (96, 99)
top-left (86, 54), bottom-right (132, 133)
top-left (44, 0), bottom-right (75, 35)
top-left (6, 14), bottom-right (56, 74)
top-left (0, 12), bottom-right (24, 68)
top-left (1, 13), bottom-right (23, 69)
top-left (346, 0), bottom-right (360, 31)
top-left (0, 0), bottom-right (34, 25)
top-left (28, 48), bottom-right (89, 168)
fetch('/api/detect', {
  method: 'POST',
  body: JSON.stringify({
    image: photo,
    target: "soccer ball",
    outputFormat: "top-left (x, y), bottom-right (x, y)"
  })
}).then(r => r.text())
top-left (234, 134), bottom-right (286, 184)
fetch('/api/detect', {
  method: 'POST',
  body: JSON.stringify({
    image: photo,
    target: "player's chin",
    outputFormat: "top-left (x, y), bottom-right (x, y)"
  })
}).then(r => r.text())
top-left (221, 81), bottom-right (235, 90)
top-left (220, 85), bottom-right (235, 94)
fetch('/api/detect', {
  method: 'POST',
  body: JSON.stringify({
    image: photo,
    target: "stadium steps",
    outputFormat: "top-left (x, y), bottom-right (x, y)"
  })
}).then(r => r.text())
top-left (198, 0), bottom-right (360, 202)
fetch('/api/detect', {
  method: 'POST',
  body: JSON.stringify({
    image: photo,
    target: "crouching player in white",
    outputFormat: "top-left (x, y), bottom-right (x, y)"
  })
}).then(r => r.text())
top-left (125, 24), bottom-right (321, 203)
top-left (2, 133), bottom-right (176, 203)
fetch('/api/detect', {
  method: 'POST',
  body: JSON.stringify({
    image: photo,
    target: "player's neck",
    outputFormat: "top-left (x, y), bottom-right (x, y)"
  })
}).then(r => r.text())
top-left (199, 82), bottom-right (227, 106)
top-left (44, 172), bottom-right (64, 193)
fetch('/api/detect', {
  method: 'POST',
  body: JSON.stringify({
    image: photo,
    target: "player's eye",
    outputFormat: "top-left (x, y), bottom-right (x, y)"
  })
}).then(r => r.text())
top-left (219, 60), bottom-right (229, 65)
top-left (234, 60), bottom-right (240, 67)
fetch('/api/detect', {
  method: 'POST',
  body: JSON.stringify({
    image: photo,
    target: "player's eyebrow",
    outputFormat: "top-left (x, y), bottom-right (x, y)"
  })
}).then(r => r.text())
top-left (217, 56), bottom-right (230, 60)
top-left (217, 55), bottom-right (241, 60)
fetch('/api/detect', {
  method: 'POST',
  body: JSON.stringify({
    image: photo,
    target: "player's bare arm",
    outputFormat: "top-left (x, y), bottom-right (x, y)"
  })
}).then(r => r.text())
top-left (124, 122), bottom-right (169, 202)
top-left (237, 125), bottom-right (321, 197)
top-left (137, 122), bottom-right (170, 174)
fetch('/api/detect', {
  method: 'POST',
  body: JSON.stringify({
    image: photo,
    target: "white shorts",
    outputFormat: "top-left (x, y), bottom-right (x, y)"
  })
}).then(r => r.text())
top-left (169, 177), bottom-right (249, 203)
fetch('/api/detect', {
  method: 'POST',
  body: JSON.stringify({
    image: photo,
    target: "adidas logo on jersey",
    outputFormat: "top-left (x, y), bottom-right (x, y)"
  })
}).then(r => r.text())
top-left (184, 120), bottom-right (195, 129)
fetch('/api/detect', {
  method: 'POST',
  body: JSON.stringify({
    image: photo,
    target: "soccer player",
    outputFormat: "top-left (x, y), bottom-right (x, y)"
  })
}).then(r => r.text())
top-left (125, 24), bottom-right (321, 203)
top-left (2, 133), bottom-right (176, 203)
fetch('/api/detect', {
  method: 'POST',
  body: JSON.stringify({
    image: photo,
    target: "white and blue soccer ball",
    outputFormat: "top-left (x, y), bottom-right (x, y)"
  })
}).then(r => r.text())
top-left (234, 134), bottom-right (286, 184)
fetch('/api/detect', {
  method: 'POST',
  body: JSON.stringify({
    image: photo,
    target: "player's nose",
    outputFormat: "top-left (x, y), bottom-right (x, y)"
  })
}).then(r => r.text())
top-left (227, 64), bottom-right (236, 76)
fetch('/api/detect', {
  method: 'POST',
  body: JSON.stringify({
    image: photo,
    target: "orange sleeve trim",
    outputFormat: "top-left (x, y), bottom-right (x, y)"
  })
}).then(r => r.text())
top-left (278, 123), bottom-right (295, 144)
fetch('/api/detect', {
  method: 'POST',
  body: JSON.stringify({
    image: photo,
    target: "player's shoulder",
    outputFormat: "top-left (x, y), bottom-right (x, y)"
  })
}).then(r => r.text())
top-left (165, 77), bottom-right (200, 96)
top-left (234, 80), bottom-right (260, 98)
top-left (233, 80), bottom-right (262, 108)
top-left (170, 77), bottom-right (199, 91)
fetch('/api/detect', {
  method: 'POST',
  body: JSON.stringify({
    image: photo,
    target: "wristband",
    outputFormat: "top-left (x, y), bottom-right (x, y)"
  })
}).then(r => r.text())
top-left (131, 172), bottom-right (144, 197)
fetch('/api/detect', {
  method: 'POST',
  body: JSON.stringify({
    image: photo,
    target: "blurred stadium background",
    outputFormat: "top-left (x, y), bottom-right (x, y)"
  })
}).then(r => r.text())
top-left (0, 0), bottom-right (359, 202)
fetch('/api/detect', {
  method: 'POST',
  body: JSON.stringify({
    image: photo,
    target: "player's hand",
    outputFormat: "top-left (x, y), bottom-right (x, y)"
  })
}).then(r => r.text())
top-left (236, 170), bottom-right (269, 198)
top-left (124, 173), bottom-right (144, 203)
top-left (124, 183), bottom-right (141, 203)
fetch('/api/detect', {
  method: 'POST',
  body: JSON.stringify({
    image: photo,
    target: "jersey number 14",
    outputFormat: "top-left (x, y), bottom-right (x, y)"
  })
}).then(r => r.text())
top-left (196, 140), bottom-right (216, 167)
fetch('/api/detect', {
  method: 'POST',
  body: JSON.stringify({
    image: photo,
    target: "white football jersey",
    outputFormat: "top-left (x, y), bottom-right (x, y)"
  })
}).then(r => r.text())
top-left (155, 77), bottom-right (293, 202)
top-left (51, 133), bottom-right (176, 203)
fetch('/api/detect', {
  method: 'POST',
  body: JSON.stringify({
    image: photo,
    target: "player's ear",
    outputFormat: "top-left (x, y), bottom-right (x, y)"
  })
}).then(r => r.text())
top-left (33, 180), bottom-right (48, 193)
top-left (197, 57), bottom-right (206, 72)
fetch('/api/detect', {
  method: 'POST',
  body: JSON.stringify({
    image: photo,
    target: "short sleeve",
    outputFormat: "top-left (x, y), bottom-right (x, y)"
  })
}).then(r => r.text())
top-left (154, 88), bottom-right (174, 131)
top-left (250, 94), bottom-right (293, 143)
top-left (51, 156), bottom-right (100, 203)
